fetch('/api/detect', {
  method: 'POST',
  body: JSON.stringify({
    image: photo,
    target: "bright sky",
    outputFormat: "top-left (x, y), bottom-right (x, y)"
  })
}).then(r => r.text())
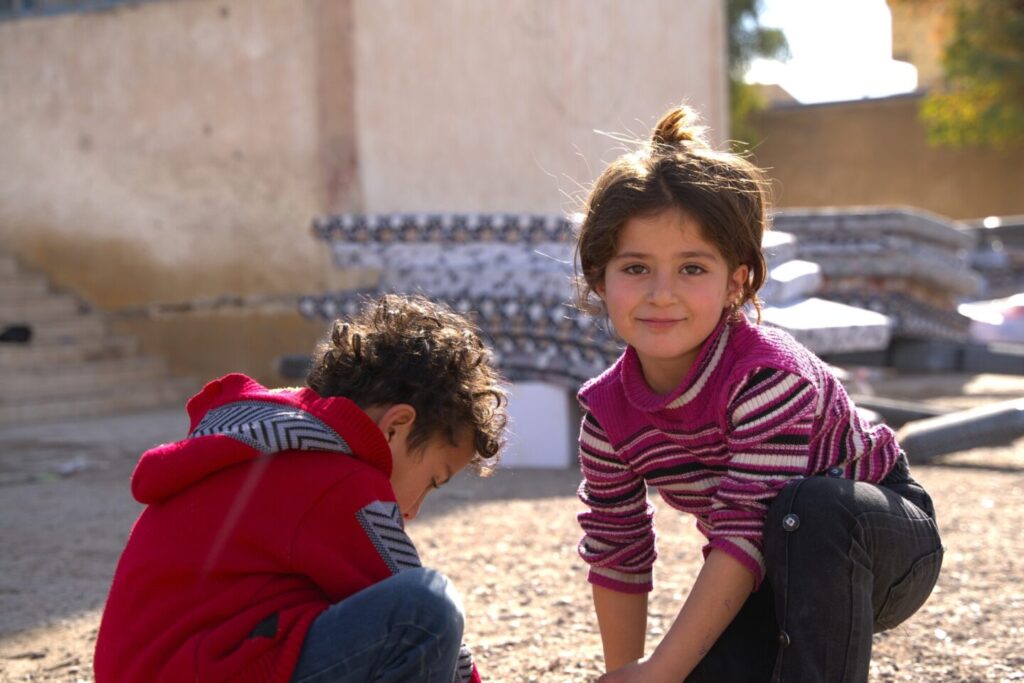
top-left (745, 0), bottom-right (919, 104)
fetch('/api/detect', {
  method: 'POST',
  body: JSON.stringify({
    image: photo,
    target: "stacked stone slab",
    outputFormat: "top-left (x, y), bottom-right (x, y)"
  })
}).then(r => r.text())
top-left (772, 208), bottom-right (981, 342)
top-left (960, 216), bottom-right (1024, 299)
top-left (302, 213), bottom-right (892, 385)
top-left (0, 253), bottom-right (196, 426)
top-left (759, 230), bottom-right (892, 354)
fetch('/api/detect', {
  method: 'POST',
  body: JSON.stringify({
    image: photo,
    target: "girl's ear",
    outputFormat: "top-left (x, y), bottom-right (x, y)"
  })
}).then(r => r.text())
top-left (727, 264), bottom-right (749, 303)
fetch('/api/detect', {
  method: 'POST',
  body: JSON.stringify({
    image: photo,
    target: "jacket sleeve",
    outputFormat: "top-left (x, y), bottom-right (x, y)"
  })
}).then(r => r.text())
top-left (576, 411), bottom-right (657, 594)
top-left (709, 367), bottom-right (817, 588)
top-left (290, 468), bottom-right (483, 683)
top-left (290, 469), bottom-right (408, 598)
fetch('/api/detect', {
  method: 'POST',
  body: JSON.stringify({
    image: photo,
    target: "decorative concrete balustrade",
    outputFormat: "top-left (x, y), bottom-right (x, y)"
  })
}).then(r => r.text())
top-left (305, 213), bottom-right (616, 386)
top-left (300, 290), bottom-right (616, 388)
top-left (301, 212), bottom-right (897, 386)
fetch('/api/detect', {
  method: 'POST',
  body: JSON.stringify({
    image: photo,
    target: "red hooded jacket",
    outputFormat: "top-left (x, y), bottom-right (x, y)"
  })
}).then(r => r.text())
top-left (94, 374), bottom-right (480, 683)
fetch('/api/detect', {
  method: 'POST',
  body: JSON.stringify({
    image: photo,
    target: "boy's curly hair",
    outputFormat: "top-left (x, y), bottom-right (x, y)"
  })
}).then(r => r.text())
top-left (307, 294), bottom-right (508, 473)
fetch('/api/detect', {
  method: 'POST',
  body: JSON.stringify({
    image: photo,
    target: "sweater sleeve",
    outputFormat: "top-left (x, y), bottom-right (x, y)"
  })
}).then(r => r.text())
top-left (708, 368), bottom-right (818, 588)
top-left (576, 411), bottom-right (657, 594)
top-left (290, 469), bottom-right (405, 599)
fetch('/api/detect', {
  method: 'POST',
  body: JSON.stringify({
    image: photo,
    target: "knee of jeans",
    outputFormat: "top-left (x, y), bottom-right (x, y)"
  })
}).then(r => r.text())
top-left (396, 568), bottom-right (466, 640)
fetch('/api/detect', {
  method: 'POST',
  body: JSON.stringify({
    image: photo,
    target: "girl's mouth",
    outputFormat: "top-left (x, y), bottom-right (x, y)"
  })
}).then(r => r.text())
top-left (638, 317), bottom-right (683, 328)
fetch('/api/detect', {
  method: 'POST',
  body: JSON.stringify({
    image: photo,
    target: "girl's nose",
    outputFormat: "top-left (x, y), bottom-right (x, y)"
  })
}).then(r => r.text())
top-left (648, 272), bottom-right (677, 305)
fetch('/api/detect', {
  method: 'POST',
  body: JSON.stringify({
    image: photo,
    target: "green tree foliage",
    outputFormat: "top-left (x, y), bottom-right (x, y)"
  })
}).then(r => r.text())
top-left (728, 0), bottom-right (789, 145)
top-left (921, 0), bottom-right (1024, 147)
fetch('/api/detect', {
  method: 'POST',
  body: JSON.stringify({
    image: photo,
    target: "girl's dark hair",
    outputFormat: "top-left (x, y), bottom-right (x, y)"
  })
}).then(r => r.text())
top-left (307, 294), bottom-right (507, 473)
top-left (574, 104), bottom-right (771, 321)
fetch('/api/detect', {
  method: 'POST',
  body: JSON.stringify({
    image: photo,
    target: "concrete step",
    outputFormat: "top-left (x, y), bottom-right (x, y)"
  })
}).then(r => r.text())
top-left (0, 376), bottom-right (198, 426)
top-left (2, 356), bottom-right (170, 398)
top-left (17, 315), bottom-right (108, 344)
top-left (0, 293), bottom-right (84, 322)
top-left (0, 273), bottom-right (49, 299)
top-left (0, 335), bottom-right (140, 369)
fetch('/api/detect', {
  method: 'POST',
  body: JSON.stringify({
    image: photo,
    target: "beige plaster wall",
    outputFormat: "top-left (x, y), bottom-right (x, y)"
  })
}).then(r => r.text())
top-left (115, 311), bottom-right (328, 386)
top-left (0, 0), bottom-right (341, 308)
top-left (0, 0), bottom-right (727, 381)
top-left (750, 95), bottom-right (1024, 220)
top-left (352, 0), bottom-right (728, 214)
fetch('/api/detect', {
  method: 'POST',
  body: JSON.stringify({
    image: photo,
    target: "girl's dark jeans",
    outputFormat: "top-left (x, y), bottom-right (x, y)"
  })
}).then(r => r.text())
top-left (687, 454), bottom-right (944, 683)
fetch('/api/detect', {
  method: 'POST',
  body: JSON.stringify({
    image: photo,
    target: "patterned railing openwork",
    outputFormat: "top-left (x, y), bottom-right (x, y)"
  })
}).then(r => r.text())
top-left (297, 211), bottom-right (957, 383)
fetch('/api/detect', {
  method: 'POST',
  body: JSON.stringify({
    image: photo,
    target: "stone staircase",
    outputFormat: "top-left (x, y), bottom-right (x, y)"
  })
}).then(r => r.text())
top-left (0, 253), bottom-right (197, 426)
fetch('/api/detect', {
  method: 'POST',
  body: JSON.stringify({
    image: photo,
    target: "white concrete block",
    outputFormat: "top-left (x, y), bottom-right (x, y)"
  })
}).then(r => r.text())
top-left (501, 381), bottom-right (576, 469)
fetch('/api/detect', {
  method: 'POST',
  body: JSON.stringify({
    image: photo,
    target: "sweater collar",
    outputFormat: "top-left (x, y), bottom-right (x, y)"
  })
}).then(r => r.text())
top-left (133, 374), bottom-right (394, 505)
top-left (281, 386), bottom-right (394, 477)
top-left (620, 313), bottom-right (733, 413)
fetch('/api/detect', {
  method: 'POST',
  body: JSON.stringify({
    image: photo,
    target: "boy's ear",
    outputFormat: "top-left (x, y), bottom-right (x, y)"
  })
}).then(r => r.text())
top-left (375, 404), bottom-right (417, 443)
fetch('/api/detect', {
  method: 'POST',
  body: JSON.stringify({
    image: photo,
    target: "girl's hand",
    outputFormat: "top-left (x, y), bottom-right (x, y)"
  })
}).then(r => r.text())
top-left (595, 656), bottom-right (671, 683)
top-left (596, 552), bottom-right (755, 683)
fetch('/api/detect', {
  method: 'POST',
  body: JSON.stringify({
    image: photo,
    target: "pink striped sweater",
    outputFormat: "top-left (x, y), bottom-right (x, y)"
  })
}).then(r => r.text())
top-left (576, 314), bottom-right (901, 593)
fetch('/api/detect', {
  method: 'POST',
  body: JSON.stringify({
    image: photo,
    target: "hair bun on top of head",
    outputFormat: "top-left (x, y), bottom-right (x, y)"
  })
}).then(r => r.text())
top-left (651, 105), bottom-right (709, 149)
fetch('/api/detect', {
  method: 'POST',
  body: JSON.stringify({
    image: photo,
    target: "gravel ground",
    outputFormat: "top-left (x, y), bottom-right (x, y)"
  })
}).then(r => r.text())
top-left (1, 373), bottom-right (1022, 682)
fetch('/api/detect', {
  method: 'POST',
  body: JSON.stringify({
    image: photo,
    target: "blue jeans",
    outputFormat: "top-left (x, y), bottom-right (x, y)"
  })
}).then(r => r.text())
top-left (290, 568), bottom-right (465, 683)
top-left (687, 455), bottom-right (944, 682)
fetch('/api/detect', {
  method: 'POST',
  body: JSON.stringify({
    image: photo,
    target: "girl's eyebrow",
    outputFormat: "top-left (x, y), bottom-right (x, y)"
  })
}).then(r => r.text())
top-left (612, 250), bottom-right (718, 260)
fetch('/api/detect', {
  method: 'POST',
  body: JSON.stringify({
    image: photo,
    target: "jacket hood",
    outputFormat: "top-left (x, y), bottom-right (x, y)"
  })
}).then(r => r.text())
top-left (131, 373), bottom-right (393, 504)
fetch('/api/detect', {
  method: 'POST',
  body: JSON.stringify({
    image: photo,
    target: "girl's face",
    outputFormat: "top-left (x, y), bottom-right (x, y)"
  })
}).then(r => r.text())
top-left (597, 209), bottom-right (747, 394)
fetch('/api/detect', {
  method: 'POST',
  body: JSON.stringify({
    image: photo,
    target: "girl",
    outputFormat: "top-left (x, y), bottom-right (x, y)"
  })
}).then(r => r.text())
top-left (573, 105), bottom-right (943, 682)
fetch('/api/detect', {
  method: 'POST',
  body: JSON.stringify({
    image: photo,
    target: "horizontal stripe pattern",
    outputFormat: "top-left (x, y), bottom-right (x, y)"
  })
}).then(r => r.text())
top-left (577, 414), bottom-right (656, 592)
top-left (454, 645), bottom-right (475, 683)
top-left (577, 317), bottom-right (901, 590)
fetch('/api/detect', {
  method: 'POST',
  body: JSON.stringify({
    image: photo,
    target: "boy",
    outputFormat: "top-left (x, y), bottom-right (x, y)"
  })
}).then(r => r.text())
top-left (94, 294), bottom-right (507, 683)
